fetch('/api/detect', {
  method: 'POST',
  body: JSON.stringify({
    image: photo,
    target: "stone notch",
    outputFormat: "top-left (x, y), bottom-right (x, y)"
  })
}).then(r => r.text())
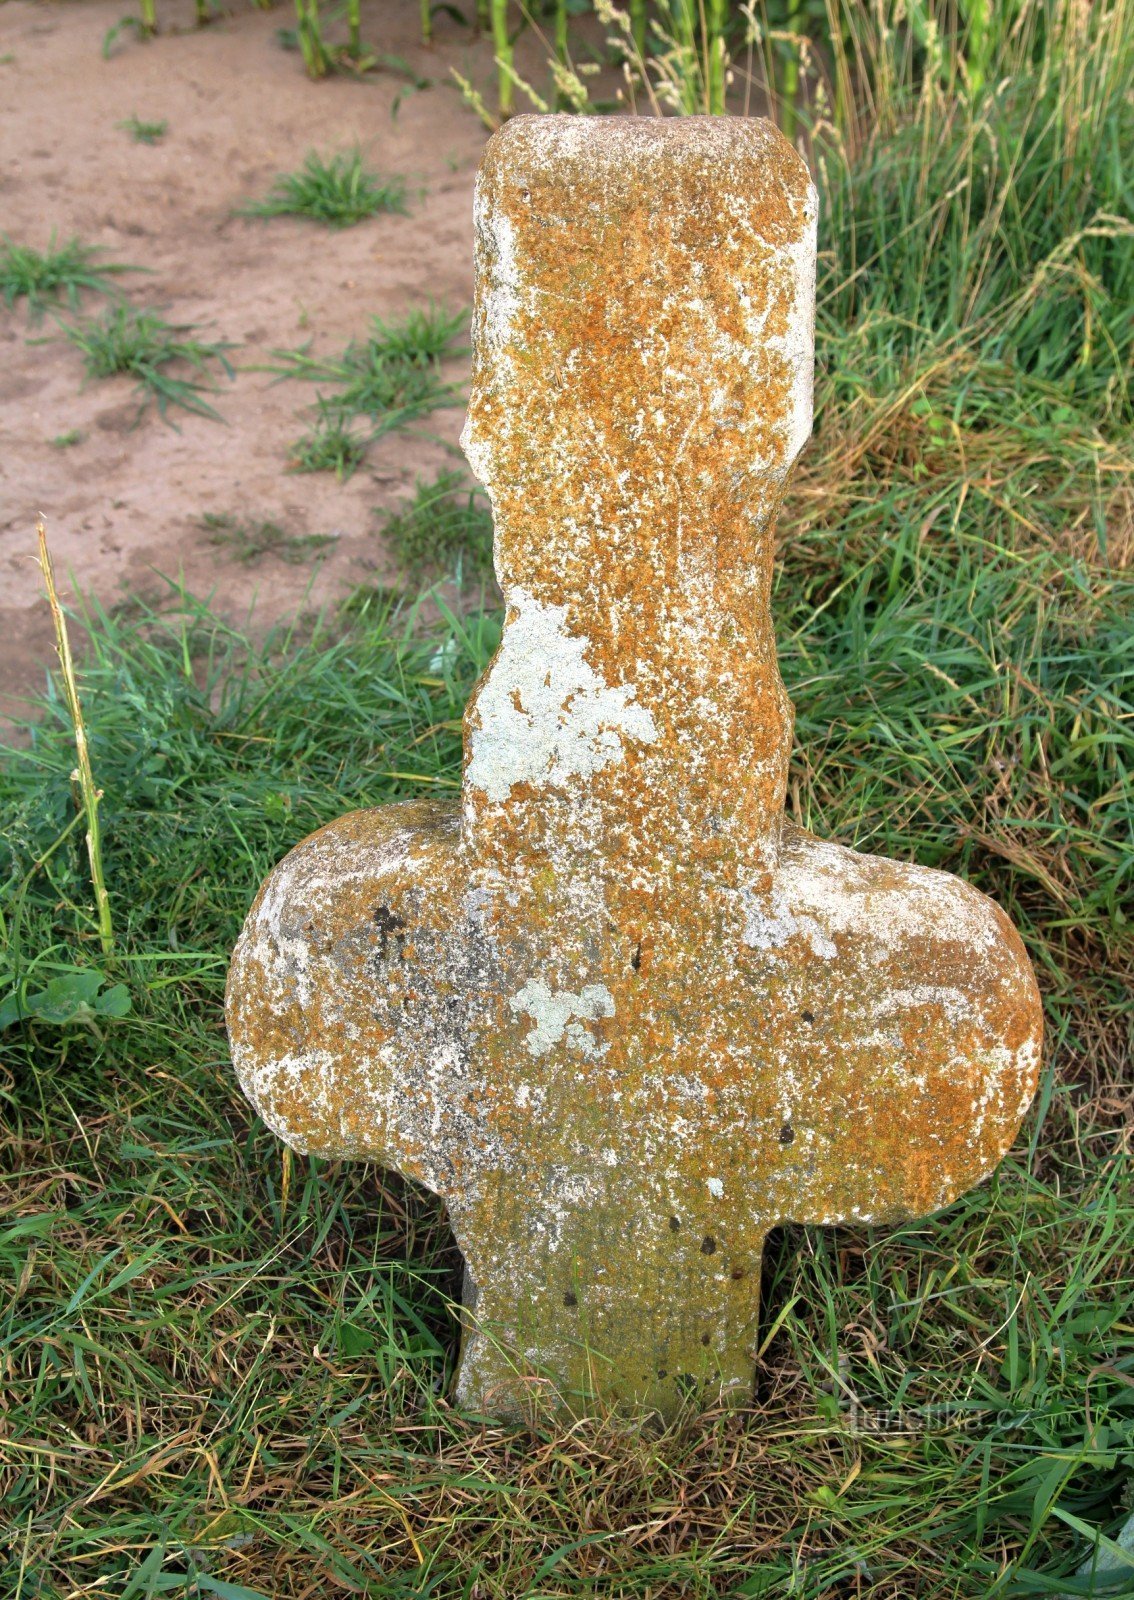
top-left (226, 115), bottom-right (1043, 1421)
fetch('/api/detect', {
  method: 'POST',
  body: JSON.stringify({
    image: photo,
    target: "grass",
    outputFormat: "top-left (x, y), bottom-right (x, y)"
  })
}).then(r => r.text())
top-left (49, 428), bottom-right (84, 449)
top-left (0, 235), bottom-right (138, 321)
top-left (239, 149), bottom-right (408, 227)
top-left (63, 306), bottom-right (236, 422)
top-left (379, 468), bottom-right (496, 579)
top-left (288, 411), bottom-right (372, 479)
top-left (1, 489), bottom-right (1129, 1596)
top-left (2, 2), bottom-right (1133, 1594)
top-left (272, 303), bottom-right (466, 469)
top-left (119, 114), bottom-right (168, 144)
top-left (201, 512), bottom-right (339, 565)
top-left (35, 521), bottom-right (114, 959)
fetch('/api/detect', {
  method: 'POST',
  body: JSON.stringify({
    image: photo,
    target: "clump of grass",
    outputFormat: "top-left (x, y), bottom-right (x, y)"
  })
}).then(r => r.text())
top-left (379, 469), bottom-right (495, 579)
top-left (288, 412), bottom-right (371, 479)
top-left (271, 304), bottom-right (465, 466)
top-left (273, 303), bottom-right (465, 432)
top-left (49, 428), bottom-right (84, 449)
top-left (202, 512), bottom-right (338, 565)
top-left (811, 5), bottom-right (1133, 434)
top-left (119, 114), bottom-right (167, 144)
top-left (0, 235), bottom-right (138, 320)
top-left (240, 150), bottom-right (407, 228)
top-left (63, 306), bottom-right (236, 422)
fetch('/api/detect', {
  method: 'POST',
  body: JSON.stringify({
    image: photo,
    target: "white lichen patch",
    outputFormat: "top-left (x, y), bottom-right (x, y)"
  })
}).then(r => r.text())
top-left (764, 180), bottom-right (818, 468)
top-left (773, 834), bottom-right (1006, 954)
top-left (466, 585), bottom-right (658, 803)
top-left (741, 888), bottom-right (837, 961)
top-left (510, 977), bottom-right (615, 1058)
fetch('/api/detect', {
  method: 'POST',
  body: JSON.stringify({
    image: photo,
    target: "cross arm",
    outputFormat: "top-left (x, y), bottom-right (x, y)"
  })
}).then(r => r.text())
top-left (741, 822), bottom-right (1043, 1233)
top-left (226, 799), bottom-right (481, 1200)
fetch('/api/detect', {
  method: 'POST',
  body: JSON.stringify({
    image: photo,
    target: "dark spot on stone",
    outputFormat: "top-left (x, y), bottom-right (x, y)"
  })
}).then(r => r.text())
top-left (800, 1009), bottom-right (815, 1023)
top-left (700, 1235), bottom-right (716, 1255)
top-left (631, 941), bottom-right (641, 971)
top-left (701, 1332), bottom-right (710, 1347)
top-left (373, 905), bottom-right (407, 961)
top-left (669, 1215), bottom-right (681, 1231)
top-left (676, 1374), bottom-right (697, 1397)
top-left (779, 1121), bottom-right (795, 1145)
top-left (731, 1266), bottom-right (745, 1281)
top-left (656, 1367), bottom-right (667, 1379)
top-left (563, 1290), bottom-right (577, 1308)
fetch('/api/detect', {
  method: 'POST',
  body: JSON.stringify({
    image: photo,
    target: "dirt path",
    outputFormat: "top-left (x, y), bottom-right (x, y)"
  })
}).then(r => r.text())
top-left (0, 0), bottom-right (522, 725)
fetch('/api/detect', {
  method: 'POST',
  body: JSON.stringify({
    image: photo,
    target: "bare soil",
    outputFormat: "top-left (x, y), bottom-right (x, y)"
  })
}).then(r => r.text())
top-left (0, 0), bottom-right (526, 726)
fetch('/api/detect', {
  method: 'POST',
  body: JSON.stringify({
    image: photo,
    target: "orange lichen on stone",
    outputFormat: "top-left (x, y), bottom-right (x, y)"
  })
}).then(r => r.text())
top-left (226, 114), bottom-right (1043, 1421)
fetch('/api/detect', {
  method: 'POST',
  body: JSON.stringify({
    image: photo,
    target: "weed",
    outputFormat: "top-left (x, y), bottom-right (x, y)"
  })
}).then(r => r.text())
top-left (288, 413), bottom-right (372, 479)
top-left (49, 429), bottom-right (84, 449)
top-left (240, 150), bottom-right (408, 228)
top-left (0, 966), bottom-right (130, 1031)
top-left (119, 113), bottom-right (167, 143)
top-left (345, 0), bottom-right (362, 58)
top-left (102, 0), bottom-right (157, 58)
top-left (201, 512), bottom-right (337, 565)
top-left (63, 306), bottom-right (236, 422)
top-left (0, 235), bottom-right (138, 321)
top-left (272, 303), bottom-right (465, 439)
top-left (379, 469), bottom-right (495, 579)
top-left (339, 580), bottom-right (406, 618)
top-left (294, 0), bottom-right (332, 76)
top-left (491, 0), bottom-right (514, 115)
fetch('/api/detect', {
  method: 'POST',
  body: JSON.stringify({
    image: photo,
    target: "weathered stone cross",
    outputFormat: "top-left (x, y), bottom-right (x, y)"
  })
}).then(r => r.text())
top-left (227, 115), bottom-right (1042, 1420)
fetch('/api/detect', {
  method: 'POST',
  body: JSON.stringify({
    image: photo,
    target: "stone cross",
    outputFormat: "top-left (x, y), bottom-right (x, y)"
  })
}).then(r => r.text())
top-left (227, 115), bottom-right (1043, 1420)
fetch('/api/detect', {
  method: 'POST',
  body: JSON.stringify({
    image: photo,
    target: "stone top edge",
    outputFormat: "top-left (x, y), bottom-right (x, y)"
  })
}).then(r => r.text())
top-left (482, 112), bottom-right (813, 192)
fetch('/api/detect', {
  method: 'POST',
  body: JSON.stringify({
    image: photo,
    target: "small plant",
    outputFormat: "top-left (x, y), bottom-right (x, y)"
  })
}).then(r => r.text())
top-left (0, 967), bottom-right (131, 1031)
top-left (346, 0), bottom-right (362, 58)
top-left (0, 235), bottom-right (138, 320)
top-left (102, 0), bottom-right (157, 57)
top-left (50, 429), bottom-right (84, 449)
top-left (201, 512), bottom-right (337, 565)
top-left (271, 304), bottom-right (465, 437)
top-left (64, 306), bottom-right (236, 422)
top-left (289, 413), bottom-right (371, 479)
top-left (491, 0), bottom-right (514, 116)
top-left (241, 150), bottom-right (407, 228)
top-left (294, 0), bottom-right (332, 77)
top-left (379, 469), bottom-right (495, 579)
top-left (119, 114), bottom-right (167, 144)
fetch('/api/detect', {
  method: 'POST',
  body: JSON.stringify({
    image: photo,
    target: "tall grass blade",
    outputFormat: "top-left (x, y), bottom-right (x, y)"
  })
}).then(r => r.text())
top-left (36, 520), bottom-right (113, 960)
